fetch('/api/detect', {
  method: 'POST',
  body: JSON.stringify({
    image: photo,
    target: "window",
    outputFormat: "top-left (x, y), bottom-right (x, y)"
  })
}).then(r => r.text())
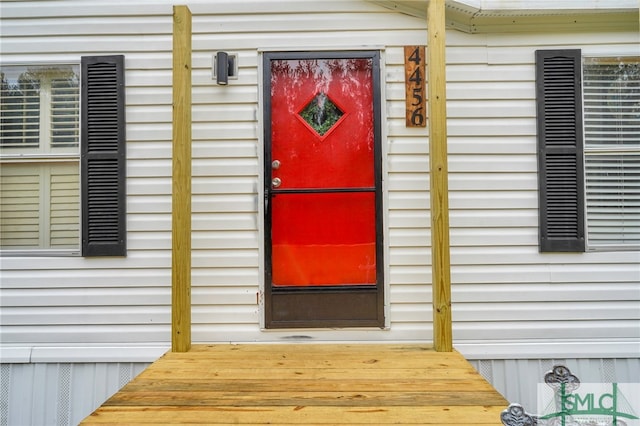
top-left (536, 50), bottom-right (639, 252)
top-left (0, 56), bottom-right (127, 256)
top-left (1, 64), bottom-right (80, 252)
top-left (583, 57), bottom-right (639, 249)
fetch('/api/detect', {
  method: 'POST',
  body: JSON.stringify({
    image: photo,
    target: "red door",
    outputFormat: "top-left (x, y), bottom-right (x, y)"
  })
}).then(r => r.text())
top-left (264, 52), bottom-right (383, 328)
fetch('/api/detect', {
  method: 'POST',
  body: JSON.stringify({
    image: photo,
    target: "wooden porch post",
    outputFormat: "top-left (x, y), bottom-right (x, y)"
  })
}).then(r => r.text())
top-left (172, 5), bottom-right (192, 352)
top-left (427, 0), bottom-right (453, 352)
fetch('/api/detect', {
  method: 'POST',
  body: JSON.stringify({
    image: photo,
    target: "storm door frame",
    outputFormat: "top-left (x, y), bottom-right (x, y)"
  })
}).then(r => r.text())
top-left (262, 50), bottom-right (385, 329)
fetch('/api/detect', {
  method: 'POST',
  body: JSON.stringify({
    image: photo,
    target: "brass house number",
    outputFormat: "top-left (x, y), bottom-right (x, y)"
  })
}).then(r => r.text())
top-left (404, 46), bottom-right (426, 127)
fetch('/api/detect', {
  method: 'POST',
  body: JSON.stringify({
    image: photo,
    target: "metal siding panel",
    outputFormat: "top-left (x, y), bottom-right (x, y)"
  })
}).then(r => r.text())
top-left (192, 122), bottom-right (259, 140)
top-left (192, 269), bottom-right (259, 286)
top-left (451, 246), bottom-right (639, 265)
top-left (452, 282), bottom-right (640, 302)
top-left (451, 210), bottom-right (537, 228)
top-left (196, 31), bottom-right (426, 51)
top-left (390, 284), bottom-right (430, 303)
top-left (387, 155), bottom-right (429, 173)
top-left (0, 17), bottom-right (172, 37)
top-left (489, 43), bottom-right (640, 64)
top-left (448, 81), bottom-right (535, 100)
top-left (452, 301), bottom-right (640, 321)
top-left (0, 269), bottom-right (170, 289)
top-left (447, 64), bottom-right (535, 82)
top-left (455, 321), bottom-right (640, 340)
top-left (192, 13), bottom-right (424, 35)
top-left (191, 139), bottom-right (258, 158)
top-left (1, 36), bottom-right (172, 55)
top-left (191, 231), bottom-right (258, 250)
top-left (450, 191), bottom-right (537, 209)
top-left (450, 173), bottom-right (536, 190)
top-left (447, 118), bottom-right (537, 136)
top-left (389, 266), bottom-right (431, 285)
top-left (468, 358), bottom-right (640, 415)
top-left (1, 306), bottom-right (170, 326)
top-left (388, 211), bottom-right (430, 228)
top-left (388, 228), bottom-right (431, 248)
top-left (192, 214), bottom-right (257, 231)
top-left (448, 99), bottom-right (534, 118)
top-left (2, 325), bottom-right (170, 344)
top-left (389, 247), bottom-right (431, 267)
top-left (486, 31), bottom-right (640, 47)
top-left (449, 137), bottom-right (538, 155)
top-left (192, 286), bottom-right (259, 305)
top-left (449, 154), bottom-right (536, 172)
top-left (127, 178), bottom-right (171, 196)
top-left (1, 362), bottom-right (152, 426)
top-left (2, 287), bottom-right (169, 307)
top-left (192, 305), bottom-right (259, 324)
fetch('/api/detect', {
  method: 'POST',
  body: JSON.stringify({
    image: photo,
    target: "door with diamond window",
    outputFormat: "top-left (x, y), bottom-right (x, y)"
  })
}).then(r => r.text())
top-left (264, 51), bottom-right (384, 328)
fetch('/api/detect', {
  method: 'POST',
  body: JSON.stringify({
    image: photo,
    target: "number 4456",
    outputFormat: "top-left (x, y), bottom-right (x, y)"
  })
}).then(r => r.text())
top-left (404, 46), bottom-right (426, 127)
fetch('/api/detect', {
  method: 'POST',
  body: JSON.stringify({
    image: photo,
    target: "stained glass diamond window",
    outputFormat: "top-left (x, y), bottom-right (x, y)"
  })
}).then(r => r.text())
top-left (299, 93), bottom-right (344, 136)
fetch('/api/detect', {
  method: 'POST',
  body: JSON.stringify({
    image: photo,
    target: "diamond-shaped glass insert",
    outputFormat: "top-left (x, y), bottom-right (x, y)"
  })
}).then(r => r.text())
top-left (299, 93), bottom-right (344, 136)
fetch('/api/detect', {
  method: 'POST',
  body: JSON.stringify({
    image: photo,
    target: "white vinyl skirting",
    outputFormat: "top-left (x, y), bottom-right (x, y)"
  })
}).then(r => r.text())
top-left (2, 356), bottom-right (639, 426)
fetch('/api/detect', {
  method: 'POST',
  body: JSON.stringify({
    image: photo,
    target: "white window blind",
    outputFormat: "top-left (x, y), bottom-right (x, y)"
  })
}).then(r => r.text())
top-left (0, 163), bottom-right (41, 247)
top-left (0, 162), bottom-right (79, 249)
top-left (51, 78), bottom-right (80, 149)
top-left (583, 57), bottom-right (640, 249)
top-left (0, 77), bottom-right (40, 149)
top-left (0, 64), bottom-right (80, 251)
top-left (49, 162), bottom-right (80, 247)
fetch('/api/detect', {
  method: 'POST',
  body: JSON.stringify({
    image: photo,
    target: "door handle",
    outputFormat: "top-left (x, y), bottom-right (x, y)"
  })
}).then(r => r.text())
top-left (272, 177), bottom-right (282, 188)
top-left (272, 160), bottom-right (281, 169)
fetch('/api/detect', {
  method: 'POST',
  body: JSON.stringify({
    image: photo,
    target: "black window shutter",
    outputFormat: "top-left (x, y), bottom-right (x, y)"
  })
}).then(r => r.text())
top-left (81, 55), bottom-right (126, 256)
top-left (535, 49), bottom-right (585, 252)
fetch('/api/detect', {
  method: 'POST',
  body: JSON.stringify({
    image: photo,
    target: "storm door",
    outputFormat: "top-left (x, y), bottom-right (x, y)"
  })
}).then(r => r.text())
top-left (263, 51), bottom-right (384, 328)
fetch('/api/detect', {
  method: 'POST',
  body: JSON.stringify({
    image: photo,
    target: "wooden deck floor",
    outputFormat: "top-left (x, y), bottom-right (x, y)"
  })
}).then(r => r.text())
top-left (81, 344), bottom-right (508, 425)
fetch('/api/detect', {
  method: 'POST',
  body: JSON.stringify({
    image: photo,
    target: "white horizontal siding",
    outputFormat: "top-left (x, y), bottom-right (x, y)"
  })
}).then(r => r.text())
top-left (0, 0), bottom-right (638, 359)
top-left (2, 287), bottom-right (170, 307)
top-left (1, 326), bottom-right (169, 344)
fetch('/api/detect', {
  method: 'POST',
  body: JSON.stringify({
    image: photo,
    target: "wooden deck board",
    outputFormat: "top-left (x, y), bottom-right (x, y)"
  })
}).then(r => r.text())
top-left (81, 344), bottom-right (508, 425)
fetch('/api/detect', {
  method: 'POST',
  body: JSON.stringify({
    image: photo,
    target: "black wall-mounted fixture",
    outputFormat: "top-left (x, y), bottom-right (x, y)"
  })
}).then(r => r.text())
top-left (213, 52), bottom-right (238, 85)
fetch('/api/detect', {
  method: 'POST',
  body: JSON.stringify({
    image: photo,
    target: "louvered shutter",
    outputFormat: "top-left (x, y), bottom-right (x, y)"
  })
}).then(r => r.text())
top-left (535, 49), bottom-right (586, 252)
top-left (81, 55), bottom-right (126, 256)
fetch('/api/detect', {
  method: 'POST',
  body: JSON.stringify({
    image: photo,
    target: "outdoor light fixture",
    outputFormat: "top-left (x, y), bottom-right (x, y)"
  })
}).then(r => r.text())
top-left (213, 51), bottom-right (238, 85)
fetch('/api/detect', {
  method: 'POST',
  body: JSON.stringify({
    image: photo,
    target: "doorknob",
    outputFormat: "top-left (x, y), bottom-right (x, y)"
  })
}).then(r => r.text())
top-left (272, 177), bottom-right (282, 188)
top-left (272, 160), bottom-right (281, 169)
